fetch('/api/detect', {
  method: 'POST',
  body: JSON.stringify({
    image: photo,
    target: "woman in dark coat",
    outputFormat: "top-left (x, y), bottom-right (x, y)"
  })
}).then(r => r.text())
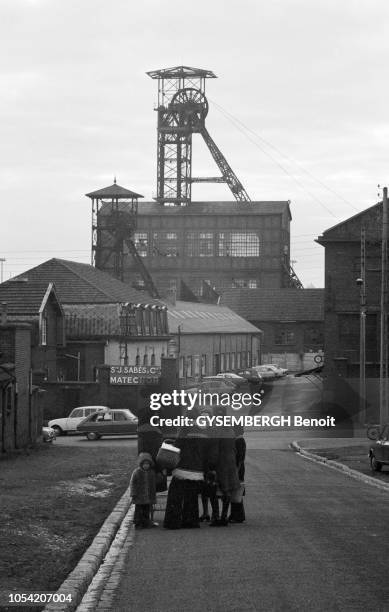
top-left (228, 424), bottom-right (246, 523)
top-left (163, 416), bottom-right (208, 529)
top-left (207, 407), bottom-right (241, 526)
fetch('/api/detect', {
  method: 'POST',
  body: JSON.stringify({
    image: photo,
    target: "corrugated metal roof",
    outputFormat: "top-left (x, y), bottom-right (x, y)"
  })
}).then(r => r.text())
top-left (166, 300), bottom-right (261, 334)
top-left (220, 288), bottom-right (324, 321)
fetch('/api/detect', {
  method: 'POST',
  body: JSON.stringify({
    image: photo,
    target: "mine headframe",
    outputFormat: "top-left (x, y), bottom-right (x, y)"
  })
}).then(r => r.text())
top-left (147, 65), bottom-right (251, 206)
top-left (86, 180), bottom-right (160, 298)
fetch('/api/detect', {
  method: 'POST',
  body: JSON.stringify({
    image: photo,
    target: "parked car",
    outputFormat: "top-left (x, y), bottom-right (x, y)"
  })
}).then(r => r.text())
top-left (202, 372), bottom-right (246, 387)
top-left (48, 406), bottom-right (110, 435)
top-left (252, 365), bottom-right (278, 381)
top-left (368, 423), bottom-right (389, 471)
top-left (261, 363), bottom-right (288, 377)
top-left (184, 379), bottom-right (238, 395)
top-left (77, 408), bottom-right (138, 440)
top-left (235, 368), bottom-right (263, 386)
top-left (42, 426), bottom-right (56, 443)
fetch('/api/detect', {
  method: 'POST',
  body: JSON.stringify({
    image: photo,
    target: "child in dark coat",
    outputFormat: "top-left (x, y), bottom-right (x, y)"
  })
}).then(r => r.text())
top-left (130, 452), bottom-right (157, 528)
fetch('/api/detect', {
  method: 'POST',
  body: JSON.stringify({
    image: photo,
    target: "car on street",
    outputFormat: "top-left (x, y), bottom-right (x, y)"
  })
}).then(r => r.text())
top-left (252, 365), bottom-right (278, 381)
top-left (42, 426), bottom-right (56, 443)
top-left (184, 378), bottom-right (238, 395)
top-left (48, 406), bottom-right (110, 435)
top-left (205, 373), bottom-right (246, 386)
top-left (235, 368), bottom-right (263, 386)
top-left (368, 423), bottom-right (389, 471)
top-left (77, 408), bottom-right (139, 440)
top-left (261, 363), bottom-right (288, 377)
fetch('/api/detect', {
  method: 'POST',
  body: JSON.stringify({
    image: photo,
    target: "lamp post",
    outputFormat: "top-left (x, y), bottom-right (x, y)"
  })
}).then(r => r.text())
top-left (357, 226), bottom-right (367, 425)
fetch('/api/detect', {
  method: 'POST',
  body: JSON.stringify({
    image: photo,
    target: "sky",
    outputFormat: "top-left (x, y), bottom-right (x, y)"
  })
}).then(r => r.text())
top-left (1, 0), bottom-right (389, 287)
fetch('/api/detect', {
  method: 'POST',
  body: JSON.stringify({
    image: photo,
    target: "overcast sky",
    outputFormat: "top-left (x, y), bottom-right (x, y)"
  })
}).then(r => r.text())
top-left (1, 0), bottom-right (389, 287)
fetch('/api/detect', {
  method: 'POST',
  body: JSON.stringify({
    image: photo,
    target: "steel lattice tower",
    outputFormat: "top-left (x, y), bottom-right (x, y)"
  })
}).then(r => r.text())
top-left (147, 65), bottom-right (251, 206)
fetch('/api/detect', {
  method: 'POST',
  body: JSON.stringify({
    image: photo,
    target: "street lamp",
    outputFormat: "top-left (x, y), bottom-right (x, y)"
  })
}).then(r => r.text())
top-left (356, 277), bottom-right (366, 424)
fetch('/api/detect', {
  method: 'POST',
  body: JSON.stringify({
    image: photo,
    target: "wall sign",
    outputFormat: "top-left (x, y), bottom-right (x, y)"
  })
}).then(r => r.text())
top-left (109, 365), bottom-right (161, 385)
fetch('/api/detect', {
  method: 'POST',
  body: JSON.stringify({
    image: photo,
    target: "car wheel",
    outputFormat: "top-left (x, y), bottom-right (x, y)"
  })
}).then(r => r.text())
top-left (370, 454), bottom-right (382, 472)
top-left (52, 425), bottom-right (63, 436)
top-left (86, 432), bottom-right (101, 441)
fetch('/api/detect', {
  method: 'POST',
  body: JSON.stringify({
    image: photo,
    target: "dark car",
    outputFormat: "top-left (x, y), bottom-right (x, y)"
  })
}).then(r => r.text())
top-left (77, 408), bottom-right (138, 441)
top-left (236, 368), bottom-right (263, 387)
top-left (369, 423), bottom-right (389, 471)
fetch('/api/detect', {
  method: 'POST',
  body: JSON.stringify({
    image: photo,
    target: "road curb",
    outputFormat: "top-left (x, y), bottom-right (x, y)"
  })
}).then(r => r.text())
top-left (43, 484), bottom-right (133, 612)
top-left (291, 441), bottom-right (389, 493)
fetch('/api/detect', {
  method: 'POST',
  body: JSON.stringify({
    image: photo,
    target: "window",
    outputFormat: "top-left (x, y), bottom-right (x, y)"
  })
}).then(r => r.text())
top-left (201, 354), bottom-right (207, 376)
top-left (218, 232), bottom-right (260, 257)
top-left (232, 279), bottom-right (258, 288)
top-left (135, 354), bottom-right (140, 366)
top-left (69, 408), bottom-right (83, 418)
top-left (41, 315), bottom-right (47, 346)
top-left (151, 352), bottom-right (156, 366)
top-left (230, 353), bottom-right (235, 370)
top-left (186, 356), bottom-right (192, 377)
top-left (135, 309), bottom-right (143, 335)
top-left (185, 232), bottom-right (214, 257)
top-left (275, 329), bottom-right (296, 345)
top-left (134, 232), bottom-right (148, 257)
top-left (304, 328), bottom-right (324, 347)
top-left (179, 356), bottom-right (185, 378)
top-left (113, 411), bottom-right (127, 421)
top-left (153, 232), bottom-right (178, 257)
top-left (143, 354), bottom-right (148, 366)
top-left (143, 310), bottom-right (150, 335)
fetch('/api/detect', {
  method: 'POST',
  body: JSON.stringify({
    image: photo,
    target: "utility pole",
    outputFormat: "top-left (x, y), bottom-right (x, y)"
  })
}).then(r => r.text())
top-left (359, 227), bottom-right (366, 425)
top-left (380, 187), bottom-right (389, 426)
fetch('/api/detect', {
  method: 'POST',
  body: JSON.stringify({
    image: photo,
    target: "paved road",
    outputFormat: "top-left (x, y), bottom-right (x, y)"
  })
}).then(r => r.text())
top-left (93, 441), bottom-right (388, 612)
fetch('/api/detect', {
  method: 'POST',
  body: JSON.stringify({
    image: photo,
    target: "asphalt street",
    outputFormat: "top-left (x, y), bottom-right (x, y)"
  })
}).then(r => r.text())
top-left (98, 444), bottom-right (389, 612)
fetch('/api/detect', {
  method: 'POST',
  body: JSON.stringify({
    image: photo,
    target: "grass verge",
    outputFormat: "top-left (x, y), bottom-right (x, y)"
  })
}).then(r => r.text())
top-left (0, 440), bottom-right (137, 610)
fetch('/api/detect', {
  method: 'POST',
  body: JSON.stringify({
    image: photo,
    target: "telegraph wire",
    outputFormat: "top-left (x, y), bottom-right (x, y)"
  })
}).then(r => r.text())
top-left (210, 99), bottom-right (358, 217)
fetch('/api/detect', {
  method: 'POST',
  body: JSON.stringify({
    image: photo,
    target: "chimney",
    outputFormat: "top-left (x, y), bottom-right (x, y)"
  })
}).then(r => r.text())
top-left (1, 302), bottom-right (7, 325)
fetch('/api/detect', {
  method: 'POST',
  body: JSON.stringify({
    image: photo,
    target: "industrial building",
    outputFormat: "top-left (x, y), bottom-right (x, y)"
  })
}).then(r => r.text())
top-left (89, 66), bottom-right (302, 300)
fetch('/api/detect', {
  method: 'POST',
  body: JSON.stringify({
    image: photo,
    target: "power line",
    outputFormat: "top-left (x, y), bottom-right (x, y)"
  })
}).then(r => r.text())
top-left (210, 99), bottom-right (359, 214)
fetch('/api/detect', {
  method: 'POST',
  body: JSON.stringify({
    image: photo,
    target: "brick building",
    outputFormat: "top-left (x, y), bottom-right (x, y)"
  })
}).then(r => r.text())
top-left (317, 201), bottom-right (388, 422)
top-left (220, 288), bottom-right (324, 371)
top-left (0, 320), bottom-right (43, 452)
top-left (0, 282), bottom-right (65, 382)
top-left (95, 195), bottom-right (300, 298)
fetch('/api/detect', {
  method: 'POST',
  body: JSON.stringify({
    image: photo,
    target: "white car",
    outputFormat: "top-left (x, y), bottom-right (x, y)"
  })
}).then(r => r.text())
top-left (210, 373), bottom-right (247, 386)
top-left (252, 365), bottom-right (278, 380)
top-left (261, 364), bottom-right (288, 377)
top-left (48, 406), bottom-right (109, 435)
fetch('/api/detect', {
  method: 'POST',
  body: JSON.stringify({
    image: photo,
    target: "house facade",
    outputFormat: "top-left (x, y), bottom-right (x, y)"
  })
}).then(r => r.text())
top-left (317, 201), bottom-right (388, 423)
top-left (220, 288), bottom-right (324, 371)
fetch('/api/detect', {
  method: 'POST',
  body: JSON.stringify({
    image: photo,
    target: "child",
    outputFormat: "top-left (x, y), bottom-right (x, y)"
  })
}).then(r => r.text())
top-left (130, 452), bottom-right (157, 528)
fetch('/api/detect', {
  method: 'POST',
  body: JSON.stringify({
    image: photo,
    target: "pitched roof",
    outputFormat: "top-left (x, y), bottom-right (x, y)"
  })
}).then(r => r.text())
top-left (166, 300), bottom-right (261, 334)
top-left (1, 259), bottom-right (159, 306)
top-left (85, 182), bottom-right (143, 199)
top-left (220, 288), bottom-right (324, 322)
top-left (147, 66), bottom-right (217, 79)
top-left (100, 200), bottom-right (291, 218)
top-left (317, 201), bottom-right (382, 243)
top-left (0, 280), bottom-right (62, 316)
